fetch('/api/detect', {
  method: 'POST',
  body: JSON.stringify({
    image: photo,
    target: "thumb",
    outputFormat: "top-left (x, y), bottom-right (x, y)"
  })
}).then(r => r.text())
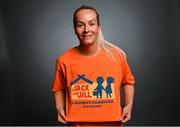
top-left (120, 111), bottom-right (127, 123)
top-left (59, 110), bottom-right (68, 121)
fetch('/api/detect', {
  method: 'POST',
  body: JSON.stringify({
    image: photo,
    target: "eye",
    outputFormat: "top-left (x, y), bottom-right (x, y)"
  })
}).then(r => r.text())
top-left (77, 24), bottom-right (84, 28)
top-left (89, 23), bottom-right (96, 26)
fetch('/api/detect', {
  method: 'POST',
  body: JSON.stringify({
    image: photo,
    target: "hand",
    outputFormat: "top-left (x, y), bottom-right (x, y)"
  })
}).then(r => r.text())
top-left (120, 105), bottom-right (132, 123)
top-left (57, 109), bottom-right (67, 124)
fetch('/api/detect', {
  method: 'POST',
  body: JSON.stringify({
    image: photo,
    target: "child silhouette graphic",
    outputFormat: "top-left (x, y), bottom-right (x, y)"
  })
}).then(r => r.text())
top-left (105, 77), bottom-right (114, 98)
top-left (94, 76), bottom-right (104, 99)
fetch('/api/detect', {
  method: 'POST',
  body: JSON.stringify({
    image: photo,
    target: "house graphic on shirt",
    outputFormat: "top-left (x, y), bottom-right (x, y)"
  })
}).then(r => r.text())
top-left (71, 74), bottom-right (93, 85)
top-left (71, 74), bottom-right (94, 99)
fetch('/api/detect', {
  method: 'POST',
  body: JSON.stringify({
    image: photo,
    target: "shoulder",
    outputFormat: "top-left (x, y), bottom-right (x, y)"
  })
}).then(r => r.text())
top-left (110, 46), bottom-right (127, 61)
top-left (56, 47), bottom-right (77, 64)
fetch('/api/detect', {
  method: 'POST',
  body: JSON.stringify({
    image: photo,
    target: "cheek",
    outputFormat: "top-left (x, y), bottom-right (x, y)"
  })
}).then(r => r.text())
top-left (75, 28), bottom-right (83, 35)
top-left (92, 27), bottom-right (99, 34)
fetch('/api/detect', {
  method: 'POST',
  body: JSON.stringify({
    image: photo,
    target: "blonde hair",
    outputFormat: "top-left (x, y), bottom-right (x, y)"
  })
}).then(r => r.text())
top-left (97, 27), bottom-right (126, 63)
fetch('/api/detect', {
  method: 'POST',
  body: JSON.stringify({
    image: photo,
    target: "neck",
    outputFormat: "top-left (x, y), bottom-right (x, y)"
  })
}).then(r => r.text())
top-left (78, 42), bottom-right (100, 56)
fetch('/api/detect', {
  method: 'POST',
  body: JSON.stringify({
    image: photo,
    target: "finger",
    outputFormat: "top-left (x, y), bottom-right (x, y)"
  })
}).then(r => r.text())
top-left (60, 111), bottom-right (68, 121)
top-left (57, 114), bottom-right (67, 124)
top-left (120, 112), bottom-right (126, 121)
top-left (57, 110), bottom-right (68, 121)
top-left (121, 113), bottom-right (131, 123)
top-left (121, 116), bottom-right (128, 123)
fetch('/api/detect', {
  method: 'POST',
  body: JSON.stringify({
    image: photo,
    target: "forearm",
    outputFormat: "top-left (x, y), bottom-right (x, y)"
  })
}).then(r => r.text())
top-left (122, 84), bottom-right (134, 109)
top-left (54, 90), bottom-right (67, 123)
top-left (120, 84), bottom-right (134, 123)
top-left (54, 90), bottom-right (65, 111)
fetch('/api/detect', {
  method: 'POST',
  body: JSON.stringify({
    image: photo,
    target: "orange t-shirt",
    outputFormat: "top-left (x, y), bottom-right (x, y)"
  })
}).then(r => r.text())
top-left (52, 46), bottom-right (135, 122)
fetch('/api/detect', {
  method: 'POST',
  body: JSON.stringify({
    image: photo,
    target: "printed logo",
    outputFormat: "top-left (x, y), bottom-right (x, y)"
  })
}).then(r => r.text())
top-left (71, 74), bottom-right (115, 100)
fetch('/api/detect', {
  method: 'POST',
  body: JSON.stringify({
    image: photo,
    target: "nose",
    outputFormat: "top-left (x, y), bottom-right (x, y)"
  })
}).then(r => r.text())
top-left (84, 25), bottom-right (90, 33)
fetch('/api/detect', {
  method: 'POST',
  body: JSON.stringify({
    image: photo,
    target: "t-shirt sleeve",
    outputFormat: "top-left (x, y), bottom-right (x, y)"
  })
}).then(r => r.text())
top-left (122, 59), bottom-right (135, 85)
top-left (52, 59), bottom-right (67, 92)
top-left (119, 52), bottom-right (135, 85)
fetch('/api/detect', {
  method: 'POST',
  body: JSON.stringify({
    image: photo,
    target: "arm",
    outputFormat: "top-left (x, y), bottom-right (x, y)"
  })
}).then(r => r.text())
top-left (54, 90), bottom-right (67, 124)
top-left (120, 84), bottom-right (135, 123)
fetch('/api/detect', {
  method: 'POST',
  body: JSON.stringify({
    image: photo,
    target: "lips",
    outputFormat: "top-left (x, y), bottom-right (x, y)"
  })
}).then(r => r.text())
top-left (82, 35), bottom-right (93, 37)
top-left (82, 35), bottom-right (93, 39)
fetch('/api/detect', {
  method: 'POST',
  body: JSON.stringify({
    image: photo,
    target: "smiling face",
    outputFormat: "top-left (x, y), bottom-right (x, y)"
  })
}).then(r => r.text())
top-left (74, 9), bottom-right (99, 46)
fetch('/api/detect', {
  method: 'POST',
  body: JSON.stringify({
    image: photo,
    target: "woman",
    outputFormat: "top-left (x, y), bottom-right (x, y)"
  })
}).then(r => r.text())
top-left (52, 5), bottom-right (135, 126)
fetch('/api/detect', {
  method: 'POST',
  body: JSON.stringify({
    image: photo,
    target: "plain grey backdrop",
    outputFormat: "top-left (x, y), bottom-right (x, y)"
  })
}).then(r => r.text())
top-left (0, 0), bottom-right (180, 125)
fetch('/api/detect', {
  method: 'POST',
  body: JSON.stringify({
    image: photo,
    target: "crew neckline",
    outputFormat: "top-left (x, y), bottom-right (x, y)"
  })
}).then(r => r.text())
top-left (74, 46), bottom-right (103, 59)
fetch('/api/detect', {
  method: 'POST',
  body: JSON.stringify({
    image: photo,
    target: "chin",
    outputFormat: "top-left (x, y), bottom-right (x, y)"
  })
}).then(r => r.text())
top-left (81, 40), bottom-right (95, 46)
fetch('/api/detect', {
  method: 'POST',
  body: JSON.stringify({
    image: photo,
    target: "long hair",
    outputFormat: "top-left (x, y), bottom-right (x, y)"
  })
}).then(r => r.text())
top-left (73, 5), bottom-right (126, 62)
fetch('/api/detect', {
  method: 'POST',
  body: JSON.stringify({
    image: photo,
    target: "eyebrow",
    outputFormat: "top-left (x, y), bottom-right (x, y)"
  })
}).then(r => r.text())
top-left (76, 19), bottom-right (97, 24)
